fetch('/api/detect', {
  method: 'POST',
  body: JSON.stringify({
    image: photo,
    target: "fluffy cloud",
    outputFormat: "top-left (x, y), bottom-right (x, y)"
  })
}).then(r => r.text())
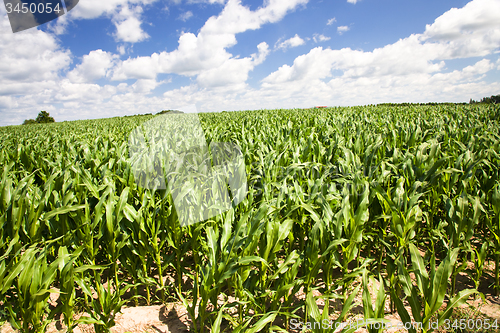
top-left (275, 34), bottom-right (305, 50)
top-left (253, 41), bottom-right (271, 65)
top-left (111, 0), bottom-right (307, 84)
top-left (347, 0), bottom-right (359, 4)
top-left (112, 5), bottom-right (150, 43)
top-left (0, 15), bottom-right (71, 84)
top-left (67, 50), bottom-right (119, 83)
top-left (112, 53), bottom-right (161, 80)
top-left (461, 59), bottom-right (494, 76)
top-left (421, 0), bottom-right (500, 59)
top-left (337, 26), bottom-right (349, 35)
top-left (264, 0), bottom-right (500, 89)
top-left (186, 0), bottom-right (226, 4)
top-left (423, 0), bottom-right (500, 40)
top-left (54, 80), bottom-right (117, 102)
top-left (69, 0), bottom-right (156, 20)
top-left (131, 78), bottom-right (165, 93)
top-left (196, 42), bottom-right (269, 87)
top-left (48, 0), bottom-right (156, 42)
top-left (201, 0), bottom-right (308, 35)
top-left (254, 0), bottom-right (500, 111)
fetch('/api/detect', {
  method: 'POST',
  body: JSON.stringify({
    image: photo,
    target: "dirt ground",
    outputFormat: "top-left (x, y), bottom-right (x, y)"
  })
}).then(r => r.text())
top-left (2, 262), bottom-right (500, 333)
top-left (2, 289), bottom-right (499, 333)
top-left (0, 303), bottom-right (190, 333)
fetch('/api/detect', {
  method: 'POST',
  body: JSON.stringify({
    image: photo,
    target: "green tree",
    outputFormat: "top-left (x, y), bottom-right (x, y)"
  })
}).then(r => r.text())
top-left (22, 119), bottom-right (37, 125)
top-left (156, 109), bottom-right (184, 115)
top-left (35, 111), bottom-right (55, 123)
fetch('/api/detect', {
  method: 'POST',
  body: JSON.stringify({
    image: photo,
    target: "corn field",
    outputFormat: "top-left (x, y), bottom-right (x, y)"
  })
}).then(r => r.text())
top-left (0, 104), bottom-right (499, 332)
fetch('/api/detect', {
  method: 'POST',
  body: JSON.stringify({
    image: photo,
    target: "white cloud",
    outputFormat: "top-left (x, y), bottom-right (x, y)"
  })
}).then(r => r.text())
top-left (423, 0), bottom-right (500, 40)
top-left (48, 0), bottom-right (156, 43)
top-left (111, 0), bottom-right (308, 84)
top-left (67, 50), bottom-right (119, 83)
top-left (337, 25), bottom-right (349, 35)
top-left (186, 0), bottom-right (226, 4)
top-left (196, 42), bottom-right (269, 87)
top-left (179, 11), bottom-right (194, 21)
top-left (196, 58), bottom-right (253, 87)
top-left (131, 78), bottom-right (165, 93)
top-left (347, 0), bottom-right (359, 3)
top-left (201, 0), bottom-right (308, 35)
top-left (421, 0), bottom-right (500, 59)
top-left (313, 34), bottom-right (330, 43)
top-left (275, 34), bottom-right (305, 50)
top-left (69, 0), bottom-right (156, 20)
top-left (260, 0), bottom-right (500, 107)
top-left (462, 59), bottom-right (494, 75)
top-left (0, 16), bottom-right (71, 84)
top-left (253, 41), bottom-right (271, 65)
top-left (327, 17), bottom-right (336, 25)
top-left (54, 80), bottom-right (117, 102)
top-left (47, 13), bottom-right (70, 35)
top-left (112, 54), bottom-right (161, 80)
top-left (262, 35), bottom-right (448, 84)
top-left (112, 5), bottom-right (150, 43)
top-left (117, 45), bottom-right (126, 55)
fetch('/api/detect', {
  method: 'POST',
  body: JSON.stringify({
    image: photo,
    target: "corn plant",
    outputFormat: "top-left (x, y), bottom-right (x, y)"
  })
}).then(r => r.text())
top-left (485, 183), bottom-right (500, 295)
top-left (362, 271), bottom-right (389, 333)
top-left (393, 244), bottom-right (477, 333)
top-left (3, 244), bottom-right (62, 333)
top-left (76, 276), bottom-right (138, 333)
top-left (304, 284), bottom-right (361, 333)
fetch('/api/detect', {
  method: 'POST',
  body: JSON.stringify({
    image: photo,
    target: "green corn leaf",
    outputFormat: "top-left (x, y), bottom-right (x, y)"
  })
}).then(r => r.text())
top-left (246, 312), bottom-right (277, 333)
top-left (43, 204), bottom-right (86, 220)
top-left (409, 243), bottom-right (428, 294)
top-left (437, 288), bottom-right (477, 327)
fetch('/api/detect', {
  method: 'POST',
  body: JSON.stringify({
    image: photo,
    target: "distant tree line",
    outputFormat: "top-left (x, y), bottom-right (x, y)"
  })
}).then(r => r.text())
top-left (23, 111), bottom-right (55, 125)
top-left (376, 102), bottom-right (467, 107)
top-left (469, 94), bottom-right (500, 104)
top-left (122, 113), bottom-right (152, 117)
top-left (156, 110), bottom-right (184, 115)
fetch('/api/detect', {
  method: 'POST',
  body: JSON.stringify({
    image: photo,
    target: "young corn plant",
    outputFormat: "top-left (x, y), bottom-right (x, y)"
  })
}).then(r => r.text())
top-left (54, 246), bottom-right (102, 332)
top-left (76, 275), bottom-right (138, 333)
top-left (304, 284), bottom-right (361, 333)
top-left (178, 208), bottom-right (267, 333)
top-left (443, 193), bottom-right (482, 295)
top-left (485, 183), bottom-right (500, 295)
top-left (468, 242), bottom-right (488, 292)
top-left (334, 176), bottom-right (370, 293)
top-left (362, 271), bottom-right (390, 333)
top-left (3, 244), bottom-right (63, 333)
top-left (393, 244), bottom-right (477, 333)
top-left (373, 178), bottom-right (423, 312)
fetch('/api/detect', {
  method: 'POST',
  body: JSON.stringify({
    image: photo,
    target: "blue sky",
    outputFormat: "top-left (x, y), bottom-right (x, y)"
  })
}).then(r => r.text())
top-left (0, 0), bottom-right (499, 126)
